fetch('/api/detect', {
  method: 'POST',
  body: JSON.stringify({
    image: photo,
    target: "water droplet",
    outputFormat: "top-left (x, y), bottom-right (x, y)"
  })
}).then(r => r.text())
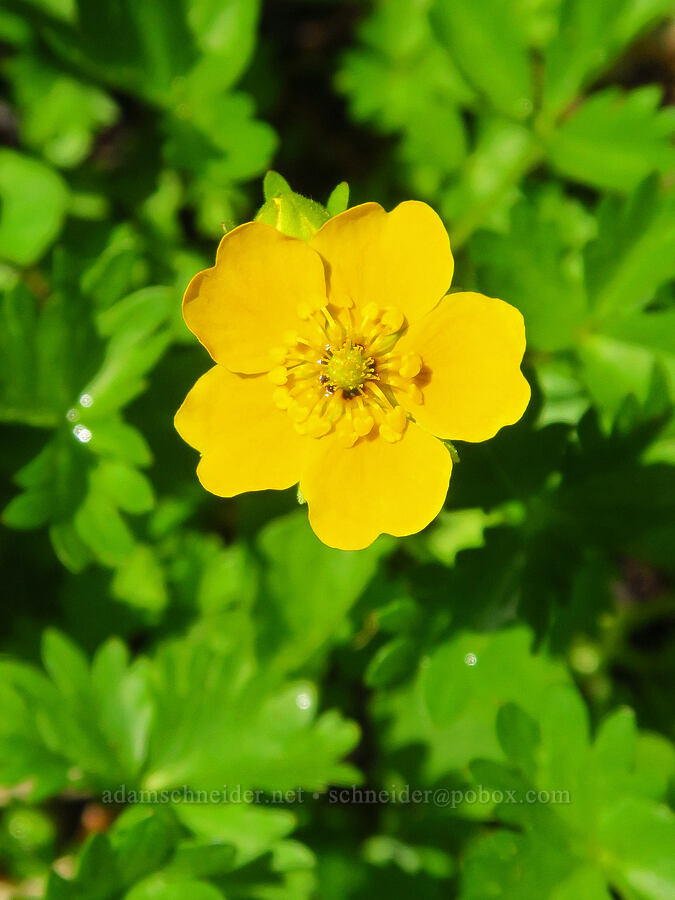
top-left (73, 424), bottom-right (92, 444)
top-left (295, 691), bottom-right (312, 710)
top-left (66, 408), bottom-right (79, 422)
top-left (464, 652), bottom-right (477, 667)
top-left (79, 393), bottom-right (93, 408)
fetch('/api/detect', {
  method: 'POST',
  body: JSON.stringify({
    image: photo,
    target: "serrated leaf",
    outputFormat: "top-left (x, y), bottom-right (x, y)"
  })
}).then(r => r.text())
top-left (472, 195), bottom-right (587, 352)
top-left (256, 510), bottom-right (391, 671)
top-left (430, 0), bottom-right (533, 120)
top-left (541, 0), bottom-right (673, 120)
top-left (442, 118), bottom-right (539, 245)
top-left (586, 179), bottom-right (675, 322)
top-left (548, 87), bottom-right (675, 193)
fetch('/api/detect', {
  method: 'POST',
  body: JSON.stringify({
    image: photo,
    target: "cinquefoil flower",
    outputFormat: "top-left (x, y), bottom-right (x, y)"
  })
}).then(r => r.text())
top-left (175, 202), bottom-right (529, 550)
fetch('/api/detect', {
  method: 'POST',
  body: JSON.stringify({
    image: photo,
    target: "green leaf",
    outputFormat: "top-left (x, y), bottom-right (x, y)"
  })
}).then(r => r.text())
top-left (0, 149), bottom-right (69, 265)
top-left (164, 91), bottom-right (277, 227)
top-left (460, 675), bottom-right (675, 900)
top-left (3, 489), bottom-right (53, 529)
top-left (550, 866), bottom-right (613, 900)
top-left (76, 833), bottom-right (119, 897)
top-left (4, 53), bottom-right (117, 168)
top-left (577, 181), bottom-right (675, 412)
top-left (74, 490), bottom-right (136, 567)
top-left (256, 510), bottom-right (391, 671)
top-left (175, 804), bottom-right (296, 868)
top-left (82, 324), bottom-right (170, 417)
top-left (586, 179), bottom-right (675, 323)
top-left (112, 544), bottom-right (168, 614)
top-left (548, 87), bottom-right (675, 193)
top-left (471, 196), bottom-right (587, 352)
top-left (4, 437), bottom-right (85, 533)
top-left (91, 460), bottom-right (155, 514)
top-left (430, 0), bottom-right (533, 120)
top-left (67, 0), bottom-right (197, 102)
top-left (365, 638), bottom-right (417, 689)
top-left (338, 0), bottom-right (473, 197)
top-left (541, 0), bottom-right (674, 119)
top-left (126, 882), bottom-right (225, 900)
top-left (41, 629), bottom-right (90, 701)
top-left (111, 811), bottom-right (175, 889)
top-left (144, 634), bottom-right (361, 793)
top-left (49, 520), bottom-right (92, 572)
top-left (96, 286), bottom-right (174, 342)
top-left (181, 0), bottom-right (262, 95)
top-left (496, 703), bottom-right (540, 775)
top-left (165, 841), bottom-right (236, 879)
top-left (598, 799), bottom-right (675, 900)
top-left (374, 597), bottom-right (419, 633)
top-left (441, 118), bottom-right (540, 245)
top-left (87, 417), bottom-right (152, 466)
top-left (407, 627), bottom-right (570, 776)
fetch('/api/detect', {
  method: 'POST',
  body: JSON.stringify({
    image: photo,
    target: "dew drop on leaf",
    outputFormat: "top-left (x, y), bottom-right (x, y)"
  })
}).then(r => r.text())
top-left (73, 424), bottom-right (92, 443)
top-left (296, 691), bottom-right (312, 710)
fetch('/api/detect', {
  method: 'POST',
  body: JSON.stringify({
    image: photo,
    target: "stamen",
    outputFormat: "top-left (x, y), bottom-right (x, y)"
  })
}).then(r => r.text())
top-left (269, 301), bottom-right (424, 445)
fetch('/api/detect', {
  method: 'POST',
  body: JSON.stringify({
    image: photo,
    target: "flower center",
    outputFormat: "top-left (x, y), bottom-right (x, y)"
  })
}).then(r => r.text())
top-left (268, 301), bottom-right (425, 447)
top-left (322, 343), bottom-right (375, 395)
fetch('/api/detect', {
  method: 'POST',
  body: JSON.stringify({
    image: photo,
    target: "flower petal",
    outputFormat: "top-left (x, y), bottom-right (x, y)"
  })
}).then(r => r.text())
top-left (309, 201), bottom-right (453, 323)
top-left (183, 222), bottom-right (327, 374)
top-left (175, 365), bottom-right (309, 495)
top-left (300, 425), bottom-right (452, 550)
top-left (396, 291), bottom-right (530, 442)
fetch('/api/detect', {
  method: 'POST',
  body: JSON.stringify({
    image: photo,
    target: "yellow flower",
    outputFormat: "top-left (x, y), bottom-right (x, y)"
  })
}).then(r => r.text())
top-left (175, 201), bottom-right (530, 550)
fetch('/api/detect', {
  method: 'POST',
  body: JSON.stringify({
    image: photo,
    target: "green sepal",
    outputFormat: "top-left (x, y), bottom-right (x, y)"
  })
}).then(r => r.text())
top-left (297, 485), bottom-right (306, 505)
top-left (262, 170), bottom-right (292, 199)
top-left (444, 440), bottom-right (461, 463)
top-left (326, 181), bottom-right (350, 216)
top-left (255, 170), bottom-right (330, 240)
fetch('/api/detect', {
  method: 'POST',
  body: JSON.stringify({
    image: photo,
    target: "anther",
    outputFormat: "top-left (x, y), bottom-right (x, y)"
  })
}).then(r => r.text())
top-left (399, 352), bottom-right (422, 379)
top-left (268, 366), bottom-right (288, 386)
top-left (380, 307), bottom-right (404, 334)
top-left (353, 412), bottom-right (374, 437)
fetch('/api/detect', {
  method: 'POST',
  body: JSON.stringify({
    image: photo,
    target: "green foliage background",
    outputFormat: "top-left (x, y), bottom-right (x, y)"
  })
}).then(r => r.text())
top-left (1, 1), bottom-right (674, 897)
